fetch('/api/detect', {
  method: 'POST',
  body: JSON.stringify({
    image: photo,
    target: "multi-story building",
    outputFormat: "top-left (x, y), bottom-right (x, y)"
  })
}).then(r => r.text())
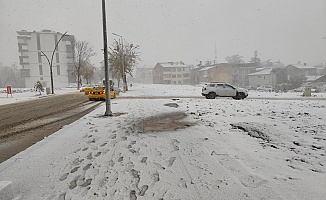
top-left (286, 62), bottom-right (317, 77)
top-left (191, 62), bottom-right (257, 87)
top-left (17, 30), bottom-right (75, 88)
top-left (153, 62), bottom-right (191, 85)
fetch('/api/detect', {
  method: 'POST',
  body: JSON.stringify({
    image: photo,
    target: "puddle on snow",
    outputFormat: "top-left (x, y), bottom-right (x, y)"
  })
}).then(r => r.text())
top-left (141, 112), bottom-right (193, 133)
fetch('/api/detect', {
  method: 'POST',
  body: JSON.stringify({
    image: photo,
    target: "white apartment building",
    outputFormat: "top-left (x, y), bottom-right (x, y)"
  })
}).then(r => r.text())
top-left (153, 62), bottom-right (191, 85)
top-left (17, 30), bottom-right (75, 88)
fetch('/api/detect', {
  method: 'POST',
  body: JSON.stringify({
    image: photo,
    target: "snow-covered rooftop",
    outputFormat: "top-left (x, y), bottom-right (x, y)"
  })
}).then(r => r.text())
top-left (158, 62), bottom-right (189, 68)
top-left (306, 75), bottom-right (323, 82)
top-left (291, 63), bottom-right (316, 69)
top-left (248, 68), bottom-right (273, 76)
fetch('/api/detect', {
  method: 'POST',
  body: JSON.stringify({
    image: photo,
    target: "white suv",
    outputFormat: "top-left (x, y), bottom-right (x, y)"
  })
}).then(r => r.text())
top-left (201, 82), bottom-right (248, 100)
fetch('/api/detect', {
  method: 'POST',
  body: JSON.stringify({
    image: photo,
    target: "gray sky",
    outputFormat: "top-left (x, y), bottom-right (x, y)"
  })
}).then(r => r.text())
top-left (1, 0), bottom-right (326, 67)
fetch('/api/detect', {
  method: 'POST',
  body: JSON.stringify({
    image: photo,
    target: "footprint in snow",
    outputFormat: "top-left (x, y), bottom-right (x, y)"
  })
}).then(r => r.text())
top-left (140, 157), bottom-right (147, 164)
top-left (70, 166), bottom-right (79, 173)
top-left (87, 152), bottom-right (93, 160)
top-left (153, 172), bottom-right (160, 182)
top-left (168, 157), bottom-right (176, 167)
top-left (179, 178), bottom-right (187, 188)
top-left (83, 163), bottom-right (92, 171)
top-left (130, 190), bottom-right (137, 200)
top-left (139, 185), bottom-right (149, 196)
top-left (100, 142), bottom-right (107, 147)
top-left (59, 173), bottom-right (69, 181)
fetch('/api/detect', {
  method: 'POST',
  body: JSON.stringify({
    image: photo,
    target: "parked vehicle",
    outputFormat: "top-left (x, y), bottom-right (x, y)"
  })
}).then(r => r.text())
top-left (201, 82), bottom-right (248, 100)
top-left (257, 85), bottom-right (273, 92)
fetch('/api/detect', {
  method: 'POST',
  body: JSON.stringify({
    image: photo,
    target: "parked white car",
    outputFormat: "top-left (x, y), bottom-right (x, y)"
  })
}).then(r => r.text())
top-left (257, 85), bottom-right (273, 92)
top-left (201, 82), bottom-right (248, 100)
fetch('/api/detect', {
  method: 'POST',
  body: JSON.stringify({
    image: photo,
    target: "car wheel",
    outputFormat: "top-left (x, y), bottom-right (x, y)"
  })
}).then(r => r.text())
top-left (208, 92), bottom-right (216, 99)
top-left (238, 92), bottom-right (246, 99)
top-left (234, 92), bottom-right (242, 100)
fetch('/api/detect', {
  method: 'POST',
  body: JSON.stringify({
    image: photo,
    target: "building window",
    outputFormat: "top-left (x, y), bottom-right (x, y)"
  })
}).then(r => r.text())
top-left (172, 75), bottom-right (176, 78)
top-left (56, 52), bottom-right (60, 63)
top-left (258, 76), bottom-right (261, 78)
top-left (177, 74), bottom-right (182, 78)
top-left (177, 68), bottom-right (182, 72)
top-left (40, 77), bottom-right (43, 80)
top-left (39, 65), bottom-right (43, 75)
top-left (57, 65), bottom-right (60, 75)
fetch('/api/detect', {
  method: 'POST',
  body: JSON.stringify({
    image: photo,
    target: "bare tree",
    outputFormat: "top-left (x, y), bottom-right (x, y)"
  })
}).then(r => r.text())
top-left (250, 50), bottom-right (261, 64)
top-left (0, 63), bottom-right (24, 87)
top-left (82, 62), bottom-right (95, 84)
top-left (73, 40), bottom-right (96, 89)
top-left (225, 54), bottom-right (244, 64)
top-left (108, 39), bottom-right (140, 90)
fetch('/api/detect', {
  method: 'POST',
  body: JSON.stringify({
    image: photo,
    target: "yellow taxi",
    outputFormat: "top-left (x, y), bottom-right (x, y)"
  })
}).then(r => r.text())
top-left (88, 86), bottom-right (115, 101)
top-left (82, 85), bottom-right (95, 95)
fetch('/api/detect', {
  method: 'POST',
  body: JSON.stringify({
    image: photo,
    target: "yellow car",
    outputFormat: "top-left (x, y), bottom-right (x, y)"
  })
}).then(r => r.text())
top-left (83, 85), bottom-right (95, 95)
top-left (88, 86), bottom-right (115, 101)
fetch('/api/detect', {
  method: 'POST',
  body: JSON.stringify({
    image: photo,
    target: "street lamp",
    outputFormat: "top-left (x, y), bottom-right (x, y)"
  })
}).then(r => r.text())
top-left (112, 32), bottom-right (126, 92)
top-left (102, 0), bottom-right (112, 116)
top-left (40, 31), bottom-right (68, 94)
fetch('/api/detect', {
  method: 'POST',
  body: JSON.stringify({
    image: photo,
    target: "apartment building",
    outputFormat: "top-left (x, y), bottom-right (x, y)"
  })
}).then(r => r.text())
top-left (153, 62), bottom-right (191, 85)
top-left (17, 30), bottom-right (75, 88)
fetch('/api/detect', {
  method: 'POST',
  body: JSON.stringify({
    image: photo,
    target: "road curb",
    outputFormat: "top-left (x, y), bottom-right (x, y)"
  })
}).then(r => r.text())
top-left (0, 181), bottom-right (14, 200)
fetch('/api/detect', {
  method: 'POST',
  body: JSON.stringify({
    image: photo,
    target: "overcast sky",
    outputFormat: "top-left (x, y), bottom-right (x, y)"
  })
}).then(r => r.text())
top-left (1, 0), bottom-right (326, 68)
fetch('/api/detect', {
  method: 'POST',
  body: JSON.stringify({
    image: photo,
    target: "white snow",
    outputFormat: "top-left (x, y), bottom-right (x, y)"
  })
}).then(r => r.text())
top-left (0, 84), bottom-right (325, 200)
top-left (0, 88), bottom-right (78, 106)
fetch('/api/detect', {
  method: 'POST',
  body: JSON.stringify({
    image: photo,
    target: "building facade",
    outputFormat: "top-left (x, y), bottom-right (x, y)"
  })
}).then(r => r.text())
top-left (286, 62), bottom-right (317, 77)
top-left (248, 68), bottom-right (277, 88)
top-left (192, 62), bottom-right (257, 87)
top-left (17, 30), bottom-right (75, 88)
top-left (153, 62), bottom-right (191, 85)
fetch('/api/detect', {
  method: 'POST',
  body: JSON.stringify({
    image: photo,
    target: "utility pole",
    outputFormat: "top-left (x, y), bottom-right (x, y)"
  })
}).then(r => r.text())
top-left (102, 0), bottom-right (112, 116)
top-left (41, 31), bottom-right (67, 94)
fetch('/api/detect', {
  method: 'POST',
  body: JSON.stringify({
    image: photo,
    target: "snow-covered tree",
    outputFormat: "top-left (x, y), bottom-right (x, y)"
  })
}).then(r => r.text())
top-left (34, 81), bottom-right (44, 95)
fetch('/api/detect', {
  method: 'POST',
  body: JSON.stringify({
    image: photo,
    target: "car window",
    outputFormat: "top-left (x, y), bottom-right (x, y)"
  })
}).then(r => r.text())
top-left (209, 84), bottom-right (215, 87)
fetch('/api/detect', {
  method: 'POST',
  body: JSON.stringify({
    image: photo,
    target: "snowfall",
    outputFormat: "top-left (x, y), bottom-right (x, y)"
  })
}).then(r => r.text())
top-left (0, 84), bottom-right (325, 200)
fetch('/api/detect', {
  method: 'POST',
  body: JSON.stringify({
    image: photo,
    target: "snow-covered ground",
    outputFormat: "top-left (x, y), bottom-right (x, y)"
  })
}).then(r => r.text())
top-left (0, 88), bottom-right (78, 106)
top-left (0, 84), bottom-right (325, 200)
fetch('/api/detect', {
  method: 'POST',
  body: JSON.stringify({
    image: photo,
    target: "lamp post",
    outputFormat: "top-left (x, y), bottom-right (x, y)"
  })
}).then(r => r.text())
top-left (40, 31), bottom-right (67, 94)
top-left (112, 33), bottom-right (126, 92)
top-left (102, 0), bottom-right (112, 116)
